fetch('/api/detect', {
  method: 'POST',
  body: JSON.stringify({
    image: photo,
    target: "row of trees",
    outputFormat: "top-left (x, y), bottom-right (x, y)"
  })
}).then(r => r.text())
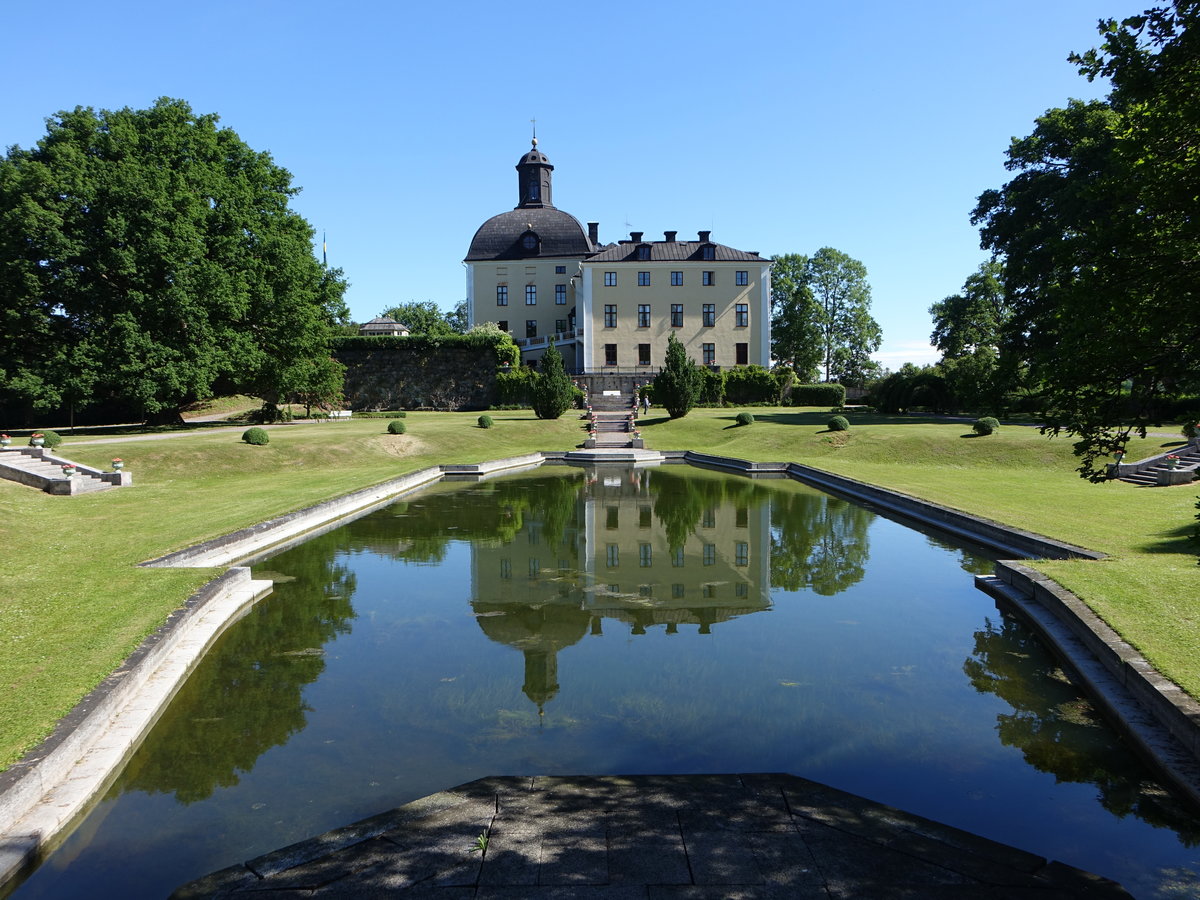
top-left (0, 98), bottom-right (348, 425)
top-left (770, 247), bottom-right (881, 386)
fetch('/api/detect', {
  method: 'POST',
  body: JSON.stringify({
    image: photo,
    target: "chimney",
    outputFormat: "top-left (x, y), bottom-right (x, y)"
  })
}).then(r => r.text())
top-left (698, 230), bottom-right (712, 243)
top-left (664, 230), bottom-right (677, 242)
top-left (588, 222), bottom-right (599, 246)
top-left (630, 231), bottom-right (643, 243)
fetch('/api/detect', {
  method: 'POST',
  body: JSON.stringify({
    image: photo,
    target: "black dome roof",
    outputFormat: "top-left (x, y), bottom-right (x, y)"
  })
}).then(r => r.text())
top-left (465, 207), bottom-right (593, 261)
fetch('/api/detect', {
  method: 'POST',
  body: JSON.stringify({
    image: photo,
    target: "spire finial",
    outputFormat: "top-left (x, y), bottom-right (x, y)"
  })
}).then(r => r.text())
top-left (531, 118), bottom-right (537, 148)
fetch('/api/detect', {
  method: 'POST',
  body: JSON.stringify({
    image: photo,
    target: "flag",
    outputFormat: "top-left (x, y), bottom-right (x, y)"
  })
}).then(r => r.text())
top-left (322, 231), bottom-right (327, 267)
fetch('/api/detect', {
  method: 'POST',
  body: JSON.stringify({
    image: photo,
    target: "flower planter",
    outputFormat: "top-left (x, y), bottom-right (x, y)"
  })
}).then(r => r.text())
top-left (30, 438), bottom-right (45, 448)
top-left (61, 466), bottom-right (76, 477)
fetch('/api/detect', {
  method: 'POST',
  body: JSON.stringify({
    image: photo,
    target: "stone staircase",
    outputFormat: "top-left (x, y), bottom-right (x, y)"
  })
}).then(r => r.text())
top-left (582, 390), bottom-right (643, 450)
top-left (0, 448), bottom-right (130, 495)
top-left (1111, 443), bottom-right (1200, 486)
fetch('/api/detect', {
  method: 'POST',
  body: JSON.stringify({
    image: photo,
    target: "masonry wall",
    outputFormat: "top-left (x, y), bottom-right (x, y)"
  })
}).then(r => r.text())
top-left (335, 345), bottom-right (498, 410)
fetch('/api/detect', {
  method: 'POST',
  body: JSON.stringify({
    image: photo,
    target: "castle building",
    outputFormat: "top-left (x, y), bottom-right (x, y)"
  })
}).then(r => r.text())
top-left (464, 141), bottom-right (771, 375)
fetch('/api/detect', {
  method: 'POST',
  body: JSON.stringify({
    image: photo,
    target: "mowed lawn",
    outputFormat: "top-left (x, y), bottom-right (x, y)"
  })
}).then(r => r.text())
top-left (0, 406), bottom-right (1195, 769)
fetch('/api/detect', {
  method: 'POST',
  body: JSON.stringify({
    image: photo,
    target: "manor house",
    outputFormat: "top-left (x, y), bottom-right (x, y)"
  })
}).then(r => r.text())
top-left (464, 141), bottom-right (771, 375)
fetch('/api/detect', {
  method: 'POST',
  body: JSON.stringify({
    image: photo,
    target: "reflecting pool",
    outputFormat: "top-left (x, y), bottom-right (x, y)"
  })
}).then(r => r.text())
top-left (13, 465), bottom-right (1200, 898)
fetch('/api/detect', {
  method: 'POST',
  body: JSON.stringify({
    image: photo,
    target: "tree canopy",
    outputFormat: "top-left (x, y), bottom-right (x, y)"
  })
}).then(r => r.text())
top-left (972, 2), bottom-right (1200, 477)
top-left (769, 253), bottom-right (822, 382)
top-left (0, 97), bottom-right (347, 424)
top-left (377, 300), bottom-right (459, 336)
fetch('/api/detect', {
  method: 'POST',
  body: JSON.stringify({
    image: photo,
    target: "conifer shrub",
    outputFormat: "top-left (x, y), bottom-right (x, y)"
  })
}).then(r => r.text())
top-left (828, 415), bottom-right (850, 432)
top-left (478, 414), bottom-right (494, 429)
top-left (735, 411), bottom-right (755, 427)
top-left (242, 427), bottom-right (270, 445)
top-left (1183, 419), bottom-right (1198, 440)
top-left (530, 341), bottom-right (574, 420)
top-left (973, 416), bottom-right (1000, 435)
top-left (387, 419), bottom-right (407, 435)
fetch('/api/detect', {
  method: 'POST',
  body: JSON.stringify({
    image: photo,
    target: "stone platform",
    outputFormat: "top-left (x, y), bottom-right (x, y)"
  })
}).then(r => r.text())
top-left (172, 774), bottom-right (1129, 898)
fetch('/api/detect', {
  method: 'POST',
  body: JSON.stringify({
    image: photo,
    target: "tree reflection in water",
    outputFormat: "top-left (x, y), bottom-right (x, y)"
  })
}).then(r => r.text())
top-left (964, 613), bottom-right (1200, 845)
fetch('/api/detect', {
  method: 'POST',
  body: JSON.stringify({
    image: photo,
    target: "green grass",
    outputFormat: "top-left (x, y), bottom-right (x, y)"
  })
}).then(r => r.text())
top-left (1, 404), bottom-right (1195, 770)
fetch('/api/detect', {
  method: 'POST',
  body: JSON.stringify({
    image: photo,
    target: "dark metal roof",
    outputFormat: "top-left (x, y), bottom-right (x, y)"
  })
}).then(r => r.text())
top-left (585, 240), bottom-right (765, 263)
top-left (465, 207), bottom-right (595, 261)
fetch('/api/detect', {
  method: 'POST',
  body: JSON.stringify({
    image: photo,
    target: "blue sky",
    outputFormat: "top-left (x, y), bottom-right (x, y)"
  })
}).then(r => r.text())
top-left (3, 1), bottom-right (1145, 368)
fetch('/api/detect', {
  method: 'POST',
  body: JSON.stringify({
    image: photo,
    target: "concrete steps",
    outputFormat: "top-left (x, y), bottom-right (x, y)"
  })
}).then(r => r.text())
top-left (1117, 445), bottom-right (1200, 486)
top-left (584, 390), bottom-right (642, 449)
top-left (0, 448), bottom-right (128, 495)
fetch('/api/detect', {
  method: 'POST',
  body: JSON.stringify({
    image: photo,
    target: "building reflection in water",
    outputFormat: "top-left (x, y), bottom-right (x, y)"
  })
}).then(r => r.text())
top-left (471, 464), bottom-right (772, 714)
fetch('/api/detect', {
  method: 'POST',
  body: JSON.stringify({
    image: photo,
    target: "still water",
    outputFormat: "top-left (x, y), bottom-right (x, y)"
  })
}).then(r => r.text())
top-left (13, 465), bottom-right (1200, 898)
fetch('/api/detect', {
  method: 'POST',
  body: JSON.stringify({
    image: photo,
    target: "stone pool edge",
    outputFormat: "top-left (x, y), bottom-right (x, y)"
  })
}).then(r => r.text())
top-left (1, 449), bottom-right (1196, 891)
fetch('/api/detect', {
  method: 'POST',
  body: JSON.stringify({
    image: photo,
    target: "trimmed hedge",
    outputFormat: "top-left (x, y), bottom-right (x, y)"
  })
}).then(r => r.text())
top-left (735, 411), bottom-right (755, 427)
top-left (478, 414), bottom-right (494, 429)
top-left (973, 417), bottom-right (1000, 435)
top-left (494, 368), bottom-right (538, 407)
top-left (242, 427), bottom-right (270, 445)
top-left (828, 415), bottom-right (850, 432)
top-left (723, 366), bottom-right (777, 405)
top-left (387, 419), bottom-right (407, 435)
top-left (791, 383), bottom-right (846, 407)
top-left (332, 332), bottom-right (520, 367)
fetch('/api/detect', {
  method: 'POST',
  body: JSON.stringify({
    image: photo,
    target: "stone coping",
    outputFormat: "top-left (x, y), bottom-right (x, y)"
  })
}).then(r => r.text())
top-left (1, 450), bottom-right (1195, 895)
top-left (173, 773), bottom-right (1132, 898)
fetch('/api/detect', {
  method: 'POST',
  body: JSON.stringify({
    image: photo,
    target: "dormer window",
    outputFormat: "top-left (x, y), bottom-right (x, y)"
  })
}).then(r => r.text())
top-left (701, 245), bottom-right (716, 260)
top-left (636, 244), bottom-right (651, 260)
top-left (520, 232), bottom-right (540, 253)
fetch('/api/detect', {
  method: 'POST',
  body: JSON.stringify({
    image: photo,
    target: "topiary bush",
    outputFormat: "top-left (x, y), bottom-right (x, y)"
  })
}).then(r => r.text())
top-left (791, 383), bottom-right (846, 408)
top-left (735, 411), bottom-right (754, 427)
top-left (1183, 419), bottom-right (1198, 440)
top-left (478, 414), bottom-right (494, 429)
top-left (828, 415), bottom-right (849, 432)
top-left (242, 427), bottom-right (270, 445)
top-left (32, 430), bottom-right (64, 450)
top-left (387, 419), bottom-right (407, 435)
top-left (973, 416), bottom-right (1000, 435)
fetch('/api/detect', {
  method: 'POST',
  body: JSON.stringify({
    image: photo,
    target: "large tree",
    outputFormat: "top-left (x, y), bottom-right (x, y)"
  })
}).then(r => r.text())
top-left (0, 97), bottom-right (347, 424)
top-left (973, 3), bottom-right (1200, 478)
top-left (378, 300), bottom-right (455, 335)
top-left (769, 253), bottom-right (822, 382)
top-left (806, 247), bottom-right (882, 385)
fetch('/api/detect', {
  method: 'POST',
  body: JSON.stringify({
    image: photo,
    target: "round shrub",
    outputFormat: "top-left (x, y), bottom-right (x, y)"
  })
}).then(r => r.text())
top-left (31, 430), bottom-right (64, 449)
top-left (478, 415), bottom-right (494, 429)
top-left (973, 417), bottom-right (1000, 435)
top-left (242, 427), bottom-right (270, 445)
top-left (387, 419), bottom-right (407, 435)
top-left (828, 415), bottom-right (849, 432)
top-left (735, 411), bottom-right (754, 427)
top-left (1183, 420), bottom-right (1198, 440)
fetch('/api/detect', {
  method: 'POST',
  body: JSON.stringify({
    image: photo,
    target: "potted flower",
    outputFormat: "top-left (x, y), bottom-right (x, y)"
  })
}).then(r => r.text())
top-left (61, 464), bottom-right (76, 477)
top-left (29, 433), bottom-right (45, 448)
top-left (112, 458), bottom-right (124, 471)
top-left (0, 434), bottom-right (10, 448)
top-left (1166, 454), bottom-right (1180, 469)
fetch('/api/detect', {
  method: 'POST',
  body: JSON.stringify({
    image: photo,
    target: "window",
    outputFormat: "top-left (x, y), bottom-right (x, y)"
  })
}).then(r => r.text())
top-left (736, 270), bottom-right (748, 286)
top-left (735, 342), bottom-right (748, 365)
top-left (555, 265), bottom-right (566, 274)
top-left (606, 544), bottom-right (619, 567)
top-left (607, 506), bottom-right (619, 529)
top-left (701, 245), bottom-right (716, 260)
top-left (638, 343), bottom-right (651, 366)
top-left (703, 343), bottom-right (715, 366)
top-left (670, 304), bottom-right (683, 327)
top-left (637, 244), bottom-right (651, 260)
top-left (497, 319), bottom-right (508, 332)
top-left (555, 283), bottom-right (567, 305)
top-left (639, 506), bottom-right (652, 528)
top-left (702, 508), bottom-right (716, 529)
top-left (703, 543), bottom-right (716, 566)
top-left (671, 271), bottom-right (683, 286)
top-left (736, 582), bottom-right (748, 599)
top-left (702, 271), bottom-right (715, 286)
top-left (702, 303), bottom-right (716, 326)
top-left (672, 548), bottom-right (685, 567)
top-left (605, 343), bottom-right (618, 366)
top-left (639, 543), bottom-right (652, 567)
top-left (637, 304), bottom-right (651, 327)
top-left (525, 284), bottom-right (537, 305)
top-left (604, 305), bottom-right (617, 328)
top-left (499, 558), bottom-right (511, 579)
top-left (604, 271), bottom-right (617, 287)
top-left (735, 542), bottom-right (749, 566)
top-left (702, 583), bottom-right (717, 599)
top-left (528, 558), bottom-right (541, 578)
top-left (672, 583), bottom-right (685, 599)
top-left (496, 285), bottom-right (508, 306)
top-left (526, 320), bottom-right (537, 338)
top-left (555, 319), bottom-right (567, 333)
top-left (638, 271), bottom-right (650, 286)
top-left (735, 303), bottom-right (749, 327)
top-left (736, 506), bottom-right (748, 528)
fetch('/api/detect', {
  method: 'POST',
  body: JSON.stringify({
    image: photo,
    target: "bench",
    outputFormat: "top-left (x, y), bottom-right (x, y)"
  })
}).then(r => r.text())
top-left (328, 410), bottom-right (352, 421)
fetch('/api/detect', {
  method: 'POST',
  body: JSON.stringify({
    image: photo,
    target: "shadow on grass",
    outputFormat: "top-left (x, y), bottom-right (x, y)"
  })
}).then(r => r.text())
top-left (1135, 520), bottom-right (1200, 558)
top-left (748, 410), bottom-right (964, 428)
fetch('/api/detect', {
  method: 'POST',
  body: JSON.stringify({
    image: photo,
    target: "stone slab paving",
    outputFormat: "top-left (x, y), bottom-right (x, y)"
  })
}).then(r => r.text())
top-left (172, 774), bottom-right (1131, 898)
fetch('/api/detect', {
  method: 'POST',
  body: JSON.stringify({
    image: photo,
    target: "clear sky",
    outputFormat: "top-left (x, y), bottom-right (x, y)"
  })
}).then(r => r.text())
top-left (3, 1), bottom-right (1146, 369)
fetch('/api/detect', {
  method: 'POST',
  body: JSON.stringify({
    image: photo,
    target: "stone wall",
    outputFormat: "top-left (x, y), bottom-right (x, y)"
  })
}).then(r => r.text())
top-left (336, 345), bottom-right (498, 410)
